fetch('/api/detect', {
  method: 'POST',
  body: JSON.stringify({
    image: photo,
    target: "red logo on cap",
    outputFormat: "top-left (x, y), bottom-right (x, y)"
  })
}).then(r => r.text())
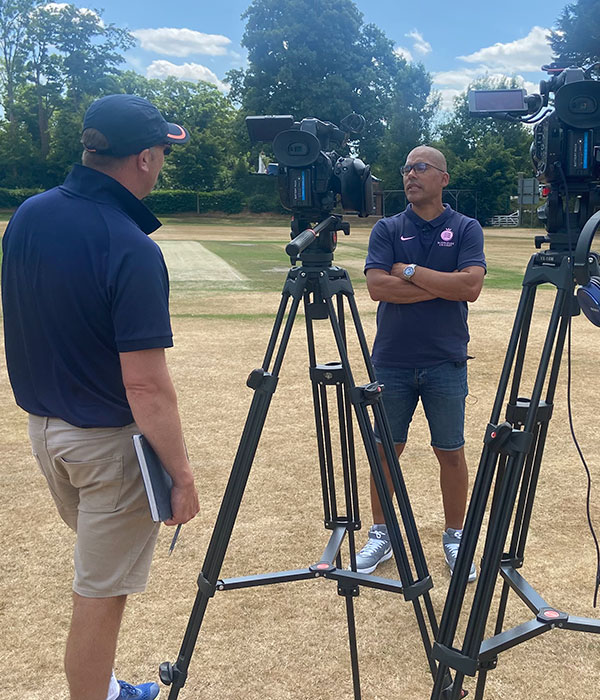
top-left (168, 124), bottom-right (187, 140)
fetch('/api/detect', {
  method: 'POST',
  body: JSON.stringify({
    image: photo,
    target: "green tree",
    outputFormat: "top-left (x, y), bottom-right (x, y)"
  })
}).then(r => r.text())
top-left (0, 119), bottom-right (39, 187)
top-left (433, 77), bottom-right (533, 223)
top-left (117, 73), bottom-right (239, 191)
top-left (446, 135), bottom-right (520, 224)
top-left (550, 0), bottom-right (600, 66)
top-left (0, 0), bottom-right (39, 129)
top-left (375, 65), bottom-right (439, 190)
top-left (0, 2), bottom-right (133, 186)
top-left (228, 0), bottom-right (435, 167)
top-left (437, 77), bottom-right (532, 170)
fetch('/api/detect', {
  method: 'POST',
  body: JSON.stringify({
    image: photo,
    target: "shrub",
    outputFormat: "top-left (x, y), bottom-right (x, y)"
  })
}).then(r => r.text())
top-left (0, 188), bottom-right (44, 208)
top-left (1, 187), bottom-right (246, 216)
top-left (247, 193), bottom-right (274, 213)
top-left (215, 189), bottom-right (244, 214)
top-left (143, 190), bottom-right (196, 214)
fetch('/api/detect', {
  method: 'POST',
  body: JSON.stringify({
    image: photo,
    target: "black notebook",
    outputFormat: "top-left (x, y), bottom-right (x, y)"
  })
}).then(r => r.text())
top-left (133, 434), bottom-right (173, 522)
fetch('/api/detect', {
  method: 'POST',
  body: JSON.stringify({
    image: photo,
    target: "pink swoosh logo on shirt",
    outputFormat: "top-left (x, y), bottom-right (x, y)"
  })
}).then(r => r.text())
top-left (400, 235), bottom-right (415, 241)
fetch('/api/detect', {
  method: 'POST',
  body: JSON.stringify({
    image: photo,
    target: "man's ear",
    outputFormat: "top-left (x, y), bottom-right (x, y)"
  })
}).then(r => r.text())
top-left (136, 148), bottom-right (152, 173)
top-left (443, 172), bottom-right (450, 187)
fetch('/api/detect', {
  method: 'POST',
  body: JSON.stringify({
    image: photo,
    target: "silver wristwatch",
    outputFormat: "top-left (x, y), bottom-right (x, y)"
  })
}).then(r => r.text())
top-left (402, 263), bottom-right (417, 281)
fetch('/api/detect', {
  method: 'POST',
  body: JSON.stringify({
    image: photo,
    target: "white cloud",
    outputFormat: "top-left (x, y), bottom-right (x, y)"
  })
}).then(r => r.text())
top-left (434, 69), bottom-right (482, 92)
top-left (406, 29), bottom-right (431, 56)
top-left (432, 27), bottom-right (554, 112)
top-left (40, 3), bottom-right (103, 23)
top-left (133, 28), bottom-right (231, 58)
top-left (394, 46), bottom-right (413, 62)
top-left (458, 26), bottom-right (552, 73)
top-left (146, 60), bottom-right (228, 91)
top-left (436, 88), bottom-right (463, 112)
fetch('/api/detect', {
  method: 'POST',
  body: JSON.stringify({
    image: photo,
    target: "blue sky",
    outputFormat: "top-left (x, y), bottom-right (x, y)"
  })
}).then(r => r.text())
top-left (82, 0), bottom-right (570, 110)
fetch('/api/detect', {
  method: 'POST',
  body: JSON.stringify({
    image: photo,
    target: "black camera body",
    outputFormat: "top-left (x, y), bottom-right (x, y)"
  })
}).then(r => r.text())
top-left (246, 114), bottom-right (373, 220)
top-left (469, 66), bottom-right (600, 247)
top-left (531, 70), bottom-right (600, 184)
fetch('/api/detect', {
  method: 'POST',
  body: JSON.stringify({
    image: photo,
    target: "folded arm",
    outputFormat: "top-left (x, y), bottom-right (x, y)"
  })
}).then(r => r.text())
top-left (387, 263), bottom-right (485, 303)
top-left (398, 263), bottom-right (485, 302)
top-left (366, 267), bottom-right (438, 304)
top-left (120, 347), bottom-right (199, 525)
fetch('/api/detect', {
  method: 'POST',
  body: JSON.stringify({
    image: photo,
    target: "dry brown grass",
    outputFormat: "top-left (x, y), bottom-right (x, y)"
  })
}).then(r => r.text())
top-left (1, 222), bottom-right (599, 699)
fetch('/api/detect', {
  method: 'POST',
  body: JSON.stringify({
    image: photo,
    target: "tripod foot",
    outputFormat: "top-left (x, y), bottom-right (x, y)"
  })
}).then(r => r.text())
top-left (159, 661), bottom-right (174, 686)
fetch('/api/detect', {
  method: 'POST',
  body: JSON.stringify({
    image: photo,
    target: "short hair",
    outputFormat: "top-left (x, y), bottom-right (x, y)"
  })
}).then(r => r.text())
top-left (81, 128), bottom-right (128, 170)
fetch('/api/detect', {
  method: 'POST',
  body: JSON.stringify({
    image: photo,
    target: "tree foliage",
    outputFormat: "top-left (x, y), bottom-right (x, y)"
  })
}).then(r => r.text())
top-left (0, 0), bottom-right (133, 186)
top-left (433, 76), bottom-right (534, 223)
top-left (228, 0), bottom-right (435, 167)
top-left (0, 0), bottom-right (535, 219)
top-left (550, 0), bottom-right (600, 67)
top-left (115, 72), bottom-right (238, 190)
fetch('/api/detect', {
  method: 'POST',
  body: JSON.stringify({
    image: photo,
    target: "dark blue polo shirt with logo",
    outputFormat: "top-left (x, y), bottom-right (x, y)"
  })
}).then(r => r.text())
top-left (2, 164), bottom-right (173, 428)
top-left (364, 204), bottom-right (486, 368)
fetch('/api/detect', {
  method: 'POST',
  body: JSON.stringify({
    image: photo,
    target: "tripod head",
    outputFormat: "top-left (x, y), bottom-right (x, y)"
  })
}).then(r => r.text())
top-left (285, 214), bottom-right (350, 267)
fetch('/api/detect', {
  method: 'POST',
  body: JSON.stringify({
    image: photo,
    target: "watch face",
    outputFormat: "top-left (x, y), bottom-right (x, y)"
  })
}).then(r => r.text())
top-left (404, 265), bottom-right (415, 278)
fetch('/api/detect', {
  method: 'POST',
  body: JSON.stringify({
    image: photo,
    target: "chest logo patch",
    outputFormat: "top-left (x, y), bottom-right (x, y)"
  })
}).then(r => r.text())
top-left (438, 227), bottom-right (455, 247)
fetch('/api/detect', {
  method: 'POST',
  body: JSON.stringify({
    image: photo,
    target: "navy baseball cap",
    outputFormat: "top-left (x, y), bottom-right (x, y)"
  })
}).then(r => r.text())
top-left (82, 94), bottom-right (190, 156)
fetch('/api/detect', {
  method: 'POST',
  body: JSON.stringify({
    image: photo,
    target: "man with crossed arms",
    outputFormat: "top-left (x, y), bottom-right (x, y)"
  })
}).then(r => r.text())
top-left (356, 145), bottom-right (485, 580)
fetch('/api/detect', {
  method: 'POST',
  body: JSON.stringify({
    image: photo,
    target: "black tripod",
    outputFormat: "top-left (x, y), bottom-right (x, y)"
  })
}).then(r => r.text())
top-left (160, 215), bottom-right (454, 699)
top-left (430, 217), bottom-right (600, 700)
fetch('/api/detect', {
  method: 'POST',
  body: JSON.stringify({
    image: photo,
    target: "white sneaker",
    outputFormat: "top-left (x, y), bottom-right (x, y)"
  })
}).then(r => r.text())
top-left (443, 528), bottom-right (476, 583)
top-left (355, 524), bottom-right (392, 574)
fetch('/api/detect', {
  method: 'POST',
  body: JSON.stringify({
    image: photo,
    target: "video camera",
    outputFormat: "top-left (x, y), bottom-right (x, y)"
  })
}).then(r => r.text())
top-left (469, 65), bottom-right (600, 247)
top-left (246, 113), bottom-right (374, 262)
top-left (469, 65), bottom-right (600, 326)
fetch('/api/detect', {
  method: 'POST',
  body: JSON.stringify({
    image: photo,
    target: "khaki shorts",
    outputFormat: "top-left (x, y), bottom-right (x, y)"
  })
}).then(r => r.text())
top-left (28, 415), bottom-right (160, 598)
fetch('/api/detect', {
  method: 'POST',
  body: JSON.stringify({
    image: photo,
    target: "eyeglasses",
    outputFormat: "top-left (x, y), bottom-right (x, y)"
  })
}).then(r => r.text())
top-left (400, 161), bottom-right (446, 175)
top-left (162, 144), bottom-right (172, 156)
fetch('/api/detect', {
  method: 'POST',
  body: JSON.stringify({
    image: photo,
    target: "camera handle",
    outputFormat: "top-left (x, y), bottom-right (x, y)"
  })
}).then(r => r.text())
top-left (287, 215), bottom-right (350, 264)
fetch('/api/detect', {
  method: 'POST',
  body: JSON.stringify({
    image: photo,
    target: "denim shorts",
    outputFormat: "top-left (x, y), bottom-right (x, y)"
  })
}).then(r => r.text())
top-left (373, 361), bottom-right (468, 451)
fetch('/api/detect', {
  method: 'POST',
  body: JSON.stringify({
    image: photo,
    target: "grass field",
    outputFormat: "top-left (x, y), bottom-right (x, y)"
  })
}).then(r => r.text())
top-left (1, 218), bottom-right (599, 700)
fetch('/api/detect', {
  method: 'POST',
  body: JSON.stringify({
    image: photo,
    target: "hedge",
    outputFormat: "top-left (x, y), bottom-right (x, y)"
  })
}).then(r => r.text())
top-left (246, 193), bottom-right (275, 213)
top-left (143, 190), bottom-right (197, 214)
top-left (2, 187), bottom-right (252, 216)
top-left (143, 188), bottom-right (245, 214)
top-left (0, 188), bottom-right (44, 208)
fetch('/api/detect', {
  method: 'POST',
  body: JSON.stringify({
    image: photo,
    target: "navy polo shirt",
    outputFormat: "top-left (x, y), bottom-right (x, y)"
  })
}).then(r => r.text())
top-left (364, 204), bottom-right (486, 368)
top-left (2, 165), bottom-right (173, 428)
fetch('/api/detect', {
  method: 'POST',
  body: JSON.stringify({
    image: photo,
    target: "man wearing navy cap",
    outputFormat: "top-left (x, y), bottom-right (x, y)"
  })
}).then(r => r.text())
top-left (357, 146), bottom-right (485, 580)
top-left (2, 95), bottom-right (200, 700)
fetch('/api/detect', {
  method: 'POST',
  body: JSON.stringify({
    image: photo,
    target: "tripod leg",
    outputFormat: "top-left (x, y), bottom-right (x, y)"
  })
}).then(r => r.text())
top-left (430, 280), bottom-right (539, 700)
top-left (462, 286), bottom-right (570, 659)
top-left (161, 280), bottom-right (307, 699)
top-left (321, 284), bottom-right (445, 683)
top-left (432, 258), bottom-right (575, 700)
top-left (336, 550), bottom-right (362, 700)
